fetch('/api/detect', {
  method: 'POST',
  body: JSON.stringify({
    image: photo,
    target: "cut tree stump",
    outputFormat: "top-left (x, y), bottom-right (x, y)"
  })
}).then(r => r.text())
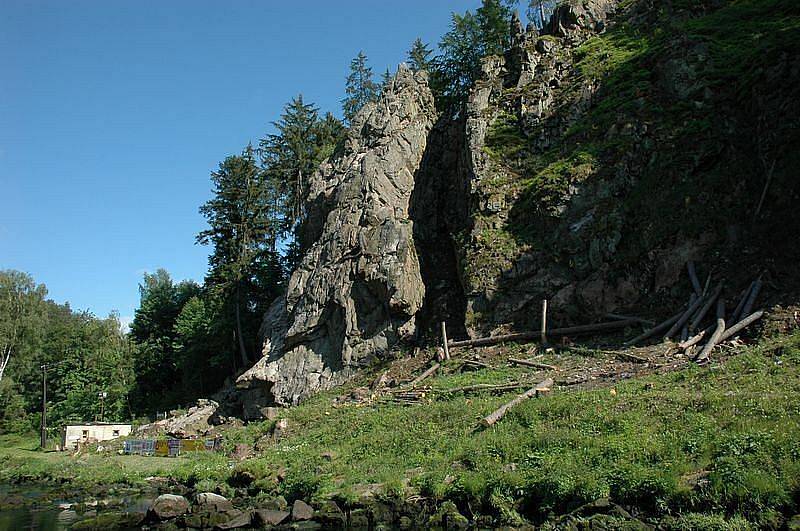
top-left (480, 378), bottom-right (554, 427)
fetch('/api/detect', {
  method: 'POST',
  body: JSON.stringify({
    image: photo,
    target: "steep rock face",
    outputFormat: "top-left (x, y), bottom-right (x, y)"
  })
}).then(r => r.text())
top-left (238, 66), bottom-right (437, 406)
top-left (461, 0), bottom-right (800, 335)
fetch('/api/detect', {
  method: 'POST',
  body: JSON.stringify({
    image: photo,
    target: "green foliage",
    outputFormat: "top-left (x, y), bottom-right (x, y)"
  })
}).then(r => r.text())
top-left (0, 270), bottom-right (134, 434)
top-left (341, 51), bottom-right (379, 124)
top-left (406, 38), bottom-right (434, 73)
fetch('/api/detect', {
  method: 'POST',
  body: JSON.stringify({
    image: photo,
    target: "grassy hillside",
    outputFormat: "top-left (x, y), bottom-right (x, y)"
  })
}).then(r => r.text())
top-left (3, 331), bottom-right (800, 528)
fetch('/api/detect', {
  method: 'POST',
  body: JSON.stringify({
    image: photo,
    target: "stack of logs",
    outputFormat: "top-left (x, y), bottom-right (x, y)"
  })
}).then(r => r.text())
top-left (624, 261), bottom-right (764, 363)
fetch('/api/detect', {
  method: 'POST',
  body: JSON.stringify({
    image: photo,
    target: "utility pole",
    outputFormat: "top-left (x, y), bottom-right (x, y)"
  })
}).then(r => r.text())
top-left (40, 365), bottom-right (47, 449)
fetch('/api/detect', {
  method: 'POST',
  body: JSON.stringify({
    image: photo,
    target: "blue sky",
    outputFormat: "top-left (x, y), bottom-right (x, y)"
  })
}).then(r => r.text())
top-left (0, 0), bottom-right (503, 327)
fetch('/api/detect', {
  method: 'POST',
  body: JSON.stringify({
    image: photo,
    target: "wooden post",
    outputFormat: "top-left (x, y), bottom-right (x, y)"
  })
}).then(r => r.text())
top-left (41, 365), bottom-right (47, 449)
top-left (441, 322), bottom-right (450, 361)
top-left (541, 300), bottom-right (548, 346)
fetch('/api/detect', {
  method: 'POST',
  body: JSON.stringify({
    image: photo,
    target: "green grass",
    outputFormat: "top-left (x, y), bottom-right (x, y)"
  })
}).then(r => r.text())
top-left (3, 332), bottom-right (800, 526)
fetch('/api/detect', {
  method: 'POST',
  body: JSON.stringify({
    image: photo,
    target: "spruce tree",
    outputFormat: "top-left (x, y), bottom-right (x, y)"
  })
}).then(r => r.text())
top-left (342, 51), bottom-right (379, 124)
top-left (407, 38), bottom-right (433, 72)
top-left (197, 145), bottom-right (278, 368)
top-left (476, 0), bottom-right (515, 56)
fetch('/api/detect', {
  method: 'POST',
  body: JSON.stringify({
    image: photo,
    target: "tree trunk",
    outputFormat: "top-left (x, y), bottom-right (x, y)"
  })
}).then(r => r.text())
top-left (0, 345), bottom-right (10, 384)
top-left (235, 283), bottom-right (250, 367)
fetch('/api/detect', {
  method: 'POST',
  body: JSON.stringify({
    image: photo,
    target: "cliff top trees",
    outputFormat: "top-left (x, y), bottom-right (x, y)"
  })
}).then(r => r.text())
top-left (407, 38), bottom-right (434, 73)
top-left (342, 51), bottom-right (380, 124)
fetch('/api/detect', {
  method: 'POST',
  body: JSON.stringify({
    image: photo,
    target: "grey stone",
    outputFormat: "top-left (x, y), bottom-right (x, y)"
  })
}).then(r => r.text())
top-left (148, 494), bottom-right (189, 520)
top-left (292, 499), bottom-right (315, 521)
top-left (194, 492), bottom-right (233, 513)
top-left (253, 509), bottom-right (290, 526)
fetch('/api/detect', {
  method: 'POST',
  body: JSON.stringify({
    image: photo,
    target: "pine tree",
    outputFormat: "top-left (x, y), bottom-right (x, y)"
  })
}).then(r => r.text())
top-left (436, 11), bottom-right (482, 107)
top-left (407, 38), bottom-right (433, 72)
top-left (342, 51), bottom-right (379, 123)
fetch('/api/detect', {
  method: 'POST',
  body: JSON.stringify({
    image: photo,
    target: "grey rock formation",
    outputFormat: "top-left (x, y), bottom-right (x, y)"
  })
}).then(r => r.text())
top-left (237, 65), bottom-right (437, 406)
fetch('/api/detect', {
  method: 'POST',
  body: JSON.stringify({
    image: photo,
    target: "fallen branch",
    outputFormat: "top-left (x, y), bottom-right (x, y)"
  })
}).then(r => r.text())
top-left (480, 378), bottom-right (554, 427)
top-left (408, 363), bottom-right (440, 388)
top-left (449, 319), bottom-right (637, 349)
top-left (624, 310), bottom-right (683, 347)
top-left (695, 316), bottom-right (726, 363)
top-left (508, 358), bottom-right (558, 371)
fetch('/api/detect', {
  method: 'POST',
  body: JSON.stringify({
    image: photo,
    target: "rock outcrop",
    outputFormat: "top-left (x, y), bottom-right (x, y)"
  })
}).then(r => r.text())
top-left (237, 65), bottom-right (437, 406)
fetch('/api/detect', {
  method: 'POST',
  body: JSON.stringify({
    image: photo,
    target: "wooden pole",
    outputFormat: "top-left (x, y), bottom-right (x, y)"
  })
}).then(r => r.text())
top-left (441, 322), bottom-right (450, 361)
top-left (481, 378), bottom-right (553, 427)
top-left (740, 279), bottom-right (762, 323)
top-left (41, 365), bottom-right (47, 449)
top-left (540, 300), bottom-right (548, 346)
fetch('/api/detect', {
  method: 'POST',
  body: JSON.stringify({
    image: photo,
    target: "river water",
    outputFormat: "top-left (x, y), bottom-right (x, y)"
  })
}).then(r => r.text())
top-left (0, 485), bottom-right (153, 531)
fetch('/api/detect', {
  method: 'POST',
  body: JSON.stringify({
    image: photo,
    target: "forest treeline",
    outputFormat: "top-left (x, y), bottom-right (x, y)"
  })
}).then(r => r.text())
top-left (0, 0), bottom-right (556, 434)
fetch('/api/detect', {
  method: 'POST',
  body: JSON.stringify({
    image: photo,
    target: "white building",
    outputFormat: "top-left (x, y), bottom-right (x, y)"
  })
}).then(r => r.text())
top-left (61, 422), bottom-right (132, 450)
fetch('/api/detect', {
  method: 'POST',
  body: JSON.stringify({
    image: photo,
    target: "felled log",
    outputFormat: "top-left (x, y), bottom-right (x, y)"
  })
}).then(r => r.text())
top-left (719, 310), bottom-right (764, 342)
top-left (480, 378), bottom-right (554, 427)
top-left (729, 285), bottom-right (751, 325)
top-left (687, 261), bottom-right (703, 297)
top-left (664, 294), bottom-right (707, 340)
top-left (509, 358), bottom-right (558, 371)
top-left (695, 315), bottom-right (726, 363)
top-left (449, 319), bottom-right (637, 349)
top-left (440, 382), bottom-right (528, 395)
top-left (408, 363), bottom-right (440, 388)
top-left (740, 279), bottom-right (762, 322)
top-left (689, 284), bottom-right (723, 332)
top-left (606, 313), bottom-right (656, 326)
top-left (624, 310), bottom-right (683, 346)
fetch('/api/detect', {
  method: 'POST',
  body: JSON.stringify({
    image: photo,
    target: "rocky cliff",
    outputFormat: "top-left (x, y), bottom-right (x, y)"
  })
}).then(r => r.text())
top-left (237, 66), bottom-right (441, 407)
top-left (237, 0), bottom-right (800, 411)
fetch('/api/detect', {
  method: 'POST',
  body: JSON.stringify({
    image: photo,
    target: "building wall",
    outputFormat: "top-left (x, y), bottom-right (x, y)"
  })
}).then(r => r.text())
top-left (62, 424), bottom-right (132, 450)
